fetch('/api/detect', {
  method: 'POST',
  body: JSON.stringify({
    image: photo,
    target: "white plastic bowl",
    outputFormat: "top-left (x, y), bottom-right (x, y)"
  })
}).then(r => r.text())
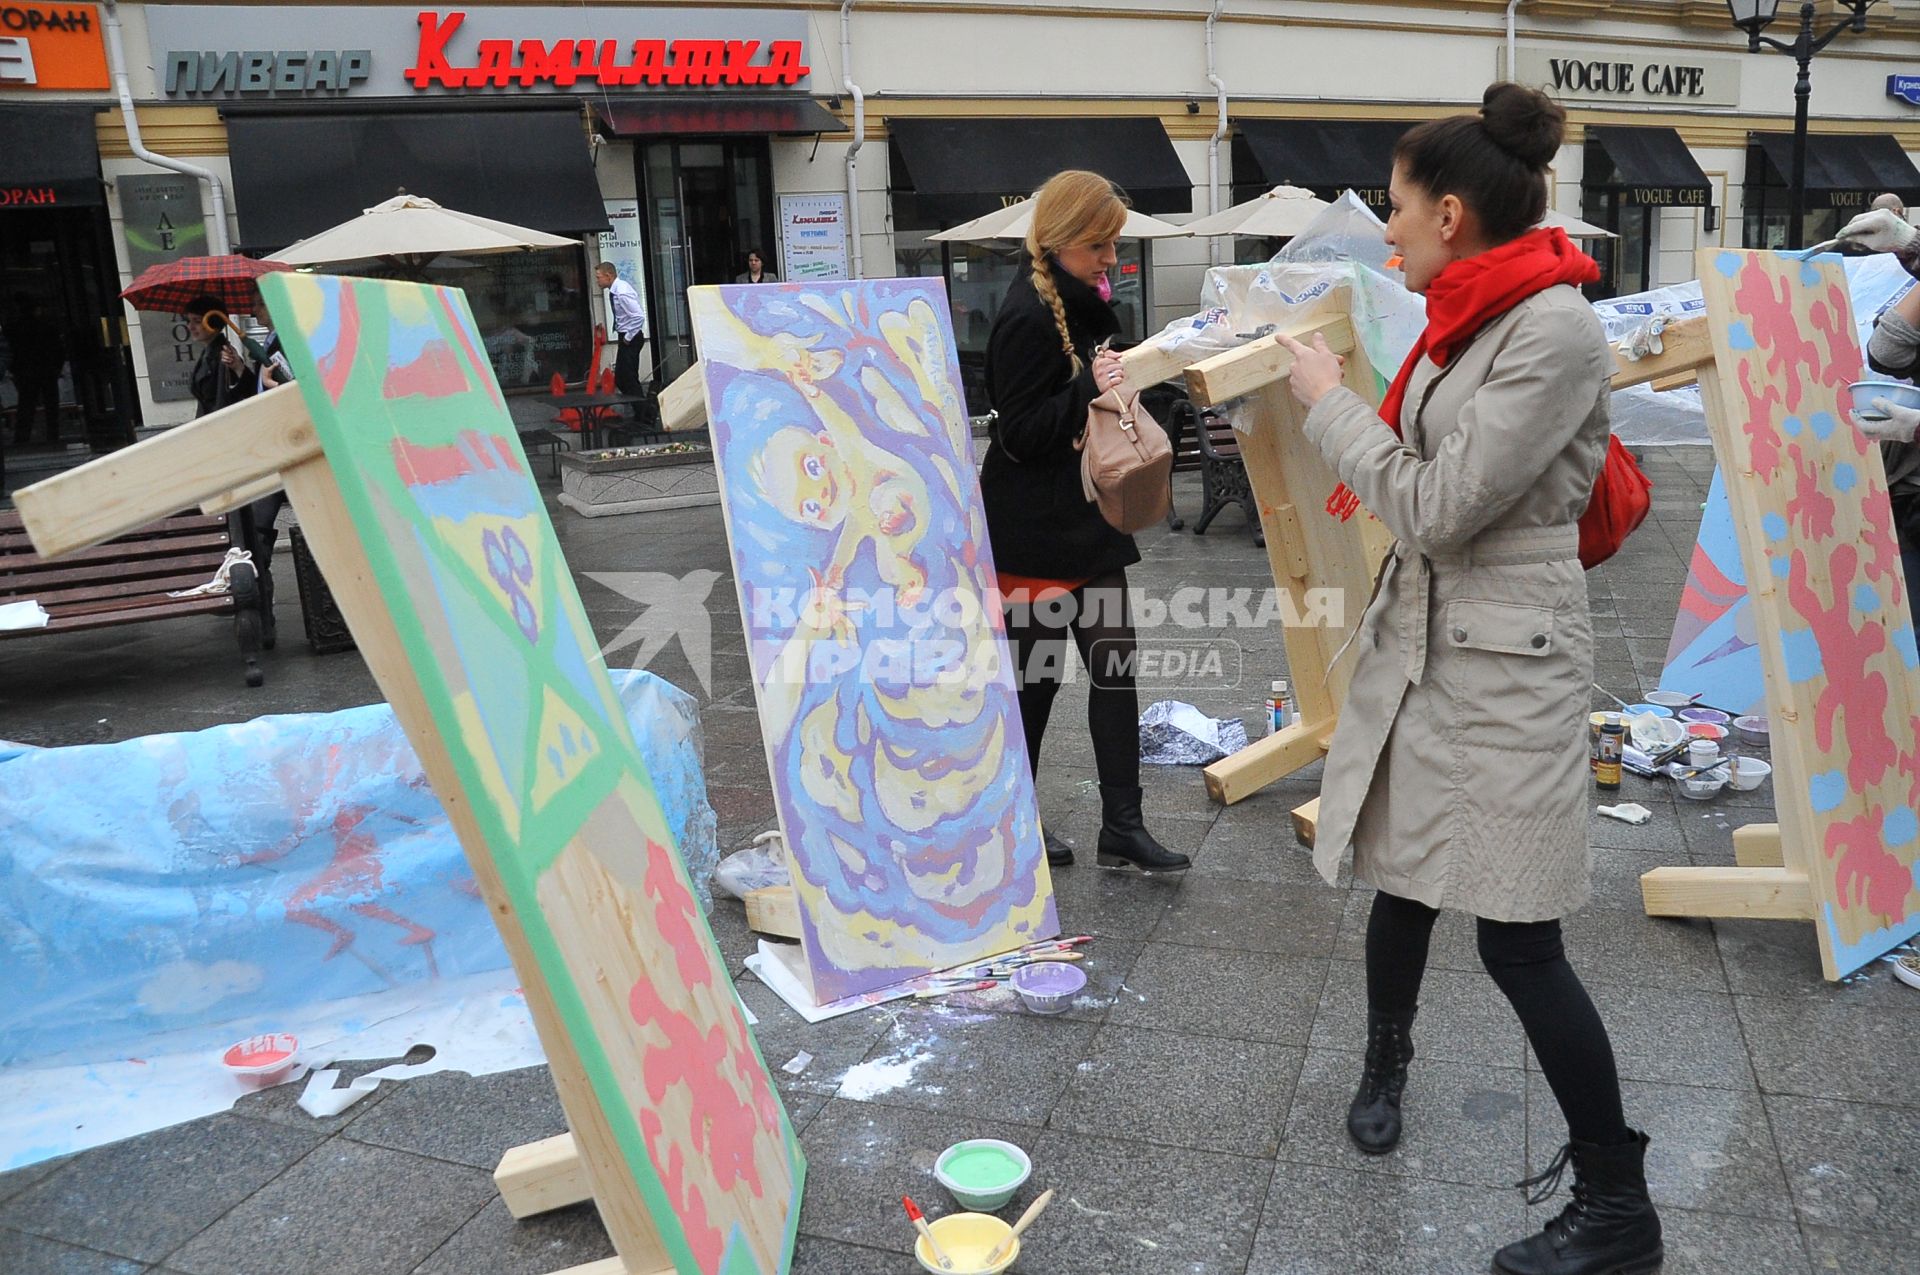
top-left (1677, 770), bottom-right (1728, 800)
top-left (1849, 380), bottom-right (1920, 419)
top-left (1645, 690), bottom-right (1695, 710)
top-left (1728, 757), bottom-right (1772, 792)
top-left (1732, 715), bottom-right (1770, 745)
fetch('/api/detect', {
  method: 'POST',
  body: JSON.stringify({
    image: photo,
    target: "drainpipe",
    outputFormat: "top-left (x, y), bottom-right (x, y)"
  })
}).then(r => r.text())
top-left (840, 0), bottom-right (866, 279)
top-left (1506, 0), bottom-right (1523, 82)
top-left (1205, 0), bottom-right (1229, 266)
top-left (103, 0), bottom-right (230, 255)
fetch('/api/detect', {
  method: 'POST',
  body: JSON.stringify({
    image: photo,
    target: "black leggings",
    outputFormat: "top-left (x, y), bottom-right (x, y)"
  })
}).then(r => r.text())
top-left (1365, 890), bottom-right (1630, 1147)
top-left (1004, 569), bottom-right (1140, 789)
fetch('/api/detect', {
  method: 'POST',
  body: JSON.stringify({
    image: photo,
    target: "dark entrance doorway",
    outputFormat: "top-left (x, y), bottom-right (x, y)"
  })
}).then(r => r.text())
top-left (640, 137), bottom-right (774, 383)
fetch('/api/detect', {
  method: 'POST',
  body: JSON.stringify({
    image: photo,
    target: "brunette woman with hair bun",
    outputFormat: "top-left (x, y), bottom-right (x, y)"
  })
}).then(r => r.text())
top-left (980, 169), bottom-right (1188, 874)
top-left (1279, 85), bottom-right (1663, 1275)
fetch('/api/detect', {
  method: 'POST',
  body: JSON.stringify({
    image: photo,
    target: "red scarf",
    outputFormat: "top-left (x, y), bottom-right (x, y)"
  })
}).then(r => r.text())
top-left (1377, 227), bottom-right (1600, 437)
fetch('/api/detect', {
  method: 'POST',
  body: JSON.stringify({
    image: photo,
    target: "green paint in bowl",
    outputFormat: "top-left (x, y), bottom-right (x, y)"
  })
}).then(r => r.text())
top-left (934, 1138), bottom-right (1032, 1211)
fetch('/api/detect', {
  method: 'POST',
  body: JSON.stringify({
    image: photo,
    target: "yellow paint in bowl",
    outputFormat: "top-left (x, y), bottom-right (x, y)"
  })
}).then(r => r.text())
top-left (915, 1212), bottom-right (1018, 1275)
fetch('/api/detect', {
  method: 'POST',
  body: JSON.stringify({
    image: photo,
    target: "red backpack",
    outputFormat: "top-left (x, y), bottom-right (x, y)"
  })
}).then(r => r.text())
top-left (1578, 436), bottom-right (1653, 569)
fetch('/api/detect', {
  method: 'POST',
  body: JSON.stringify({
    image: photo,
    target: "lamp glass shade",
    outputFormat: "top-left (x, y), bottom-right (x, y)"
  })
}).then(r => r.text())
top-left (1725, 0), bottom-right (1780, 28)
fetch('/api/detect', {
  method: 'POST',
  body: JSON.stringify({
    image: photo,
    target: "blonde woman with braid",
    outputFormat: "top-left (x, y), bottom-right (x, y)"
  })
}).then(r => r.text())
top-left (980, 170), bottom-right (1188, 873)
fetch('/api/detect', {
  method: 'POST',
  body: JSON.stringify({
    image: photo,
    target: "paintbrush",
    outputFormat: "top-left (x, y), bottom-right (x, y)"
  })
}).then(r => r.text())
top-left (1591, 684), bottom-right (1633, 712)
top-left (902, 1197), bottom-right (953, 1270)
top-left (913, 980), bottom-right (996, 1000)
top-left (984, 1188), bottom-right (1055, 1266)
top-left (1675, 758), bottom-right (1732, 780)
top-left (1793, 237), bottom-right (1843, 260)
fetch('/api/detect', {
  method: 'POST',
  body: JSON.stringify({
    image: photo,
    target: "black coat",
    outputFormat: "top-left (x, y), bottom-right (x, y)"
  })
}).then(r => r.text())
top-left (980, 262), bottom-right (1140, 579)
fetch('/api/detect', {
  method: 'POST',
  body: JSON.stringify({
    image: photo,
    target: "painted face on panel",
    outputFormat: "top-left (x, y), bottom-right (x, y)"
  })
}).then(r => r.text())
top-left (756, 426), bottom-right (846, 528)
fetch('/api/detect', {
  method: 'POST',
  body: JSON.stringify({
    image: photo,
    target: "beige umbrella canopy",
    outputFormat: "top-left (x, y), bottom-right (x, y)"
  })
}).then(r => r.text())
top-left (1182, 185), bottom-right (1333, 238)
top-left (1541, 208), bottom-right (1618, 240)
top-left (929, 202), bottom-right (1190, 243)
top-left (266, 193), bottom-right (576, 274)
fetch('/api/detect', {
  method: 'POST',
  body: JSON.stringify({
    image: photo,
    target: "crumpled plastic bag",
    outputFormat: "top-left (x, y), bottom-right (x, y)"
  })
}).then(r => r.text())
top-left (712, 831), bottom-right (790, 900)
top-left (1139, 700), bottom-right (1250, 765)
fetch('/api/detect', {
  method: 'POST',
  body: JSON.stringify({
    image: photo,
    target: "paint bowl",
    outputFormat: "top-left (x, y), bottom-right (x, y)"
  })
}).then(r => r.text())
top-left (221, 1032), bottom-right (300, 1088)
top-left (1895, 952), bottom-right (1920, 991)
top-left (1629, 714), bottom-right (1686, 753)
top-left (1623, 703), bottom-right (1672, 719)
top-left (1644, 690), bottom-right (1696, 710)
top-left (1678, 706), bottom-right (1732, 727)
top-left (1728, 756), bottom-right (1773, 792)
top-left (935, 1139), bottom-right (1032, 1212)
top-left (1676, 770), bottom-right (1728, 801)
top-left (915, 1212), bottom-right (1018, 1275)
top-left (1008, 962), bottom-right (1087, 1016)
top-left (1848, 380), bottom-right (1920, 419)
top-left (1732, 715), bottom-right (1770, 745)
top-left (1686, 722), bottom-right (1729, 741)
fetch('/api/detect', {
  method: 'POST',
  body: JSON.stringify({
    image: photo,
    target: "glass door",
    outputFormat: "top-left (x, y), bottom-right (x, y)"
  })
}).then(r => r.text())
top-left (639, 137), bottom-right (774, 384)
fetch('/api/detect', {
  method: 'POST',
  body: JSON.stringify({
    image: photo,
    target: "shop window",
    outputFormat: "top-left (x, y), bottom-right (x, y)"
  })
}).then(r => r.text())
top-left (417, 246), bottom-right (593, 390)
top-left (1234, 237), bottom-right (1289, 266)
top-left (1741, 200), bottom-right (1841, 253)
top-left (1581, 189), bottom-right (1654, 301)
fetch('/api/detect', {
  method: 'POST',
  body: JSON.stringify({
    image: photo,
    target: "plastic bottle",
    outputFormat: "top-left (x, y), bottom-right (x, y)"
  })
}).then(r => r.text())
top-left (1266, 680), bottom-right (1294, 736)
top-left (1595, 714), bottom-right (1625, 791)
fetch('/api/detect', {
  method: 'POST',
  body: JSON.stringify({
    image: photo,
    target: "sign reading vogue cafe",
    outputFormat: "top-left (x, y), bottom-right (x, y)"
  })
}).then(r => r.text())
top-left (1502, 45), bottom-right (1741, 110)
top-left (146, 4), bottom-right (811, 97)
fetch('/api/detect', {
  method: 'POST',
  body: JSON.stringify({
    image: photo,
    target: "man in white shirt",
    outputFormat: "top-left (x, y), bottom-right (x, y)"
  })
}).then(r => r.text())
top-left (595, 262), bottom-right (647, 400)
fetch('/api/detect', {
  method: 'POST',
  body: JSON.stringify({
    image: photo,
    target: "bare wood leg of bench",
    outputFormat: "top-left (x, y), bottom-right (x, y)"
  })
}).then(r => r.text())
top-left (743, 884), bottom-right (801, 940)
top-left (1291, 797), bottom-right (1320, 848)
top-left (1732, 823), bottom-right (1784, 868)
top-left (496, 1132), bottom-right (592, 1219)
top-left (1640, 866), bottom-right (1813, 920)
top-left (1203, 719), bottom-right (1330, 805)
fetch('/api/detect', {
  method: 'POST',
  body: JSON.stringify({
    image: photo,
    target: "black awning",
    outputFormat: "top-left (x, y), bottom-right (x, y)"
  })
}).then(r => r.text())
top-left (0, 104), bottom-right (104, 208)
top-left (1584, 127), bottom-right (1711, 205)
top-left (226, 107), bottom-right (608, 250)
top-left (594, 95), bottom-right (841, 137)
top-left (888, 117), bottom-right (1191, 227)
top-left (1232, 119), bottom-right (1411, 211)
top-left (1749, 132), bottom-right (1920, 205)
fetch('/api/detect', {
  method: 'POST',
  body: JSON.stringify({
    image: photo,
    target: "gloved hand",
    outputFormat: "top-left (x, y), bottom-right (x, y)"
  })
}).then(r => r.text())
top-left (1835, 208), bottom-right (1919, 254)
top-left (1853, 398), bottom-right (1920, 444)
top-left (1616, 316), bottom-right (1668, 362)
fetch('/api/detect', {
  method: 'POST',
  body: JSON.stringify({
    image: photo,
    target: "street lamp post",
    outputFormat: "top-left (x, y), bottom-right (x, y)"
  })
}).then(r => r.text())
top-left (1726, 1), bottom-right (1880, 249)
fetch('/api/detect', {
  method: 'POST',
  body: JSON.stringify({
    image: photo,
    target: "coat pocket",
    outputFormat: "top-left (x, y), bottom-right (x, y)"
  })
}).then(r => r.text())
top-left (1442, 599), bottom-right (1556, 657)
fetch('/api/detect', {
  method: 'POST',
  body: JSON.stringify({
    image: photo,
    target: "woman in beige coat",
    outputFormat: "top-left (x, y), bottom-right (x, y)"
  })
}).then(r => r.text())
top-left (1279, 85), bottom-right (1663, 1275)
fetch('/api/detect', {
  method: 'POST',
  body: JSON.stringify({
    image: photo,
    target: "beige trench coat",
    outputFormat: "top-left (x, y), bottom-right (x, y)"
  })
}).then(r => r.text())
top-left (1301, 284), bottom-right (1613, 921)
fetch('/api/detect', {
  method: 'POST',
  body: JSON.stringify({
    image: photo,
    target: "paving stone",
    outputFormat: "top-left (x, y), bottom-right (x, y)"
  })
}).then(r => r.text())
top-left (0, 1154), bottom-right (71, 1205)
top-left (833, 1005), bottom-right (1096, 1126)
top-left (1714, 918), bottom-right (1849, 998)
top-left (1280, 1049), bottom-right (1526, 1189)
top-left (733, 977), bottom-right (896, 1101)
top-left (1052, 1024), bottom-right (1302, 1157)
top-left (1109, 941), bottom-right (1326, 1045)
top-left (1043, 858), bottom-right (1185, 939)
top-left (1248, 1161), bottom-right (1525, 1274)
top-left (1189, 817), bottom-right (1330, 887)
top-left (1634, 1205), bottom-right (1813, 1275)
top-left (0, 1114), bottom-right (322, 1264)
top-left (787, 1235), bottom-right (908, 1274)
top-left (1736, 991), bottom-right (1920, 1108)
top-left (1558, 981), bottom-right (1755, 1090)
top-left (1312, 960), bottom-right (1527, 1070)
top-left (1803, 1224), bottom-right (1918, 1274)
top-left (1526, 1074), bottom-right (1794, 1219)
top-left (411, 1199), bottom-right (612, 1275)
top-left (166, 1140), bottom-right (495, 1275)
top-left (343, 1066), bottom-right (567, 1171)
top-left (1765, 1093), bottom-right (1920, 1235)
top-left (1560, 904), bottom-right (1724, 993)
top-left (1152, 874), bottom-right (1344, 956)
top-left (0, 1229), bottom-right (147, 1274)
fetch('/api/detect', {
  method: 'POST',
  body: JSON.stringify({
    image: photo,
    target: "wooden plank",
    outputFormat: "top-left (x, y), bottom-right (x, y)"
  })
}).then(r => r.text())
top-left (278, 457), bottom-right (679, 1274)
top-left (3, 595), bottom-right (232, 637)
top-left (548, 1258), bottom-right (661, 1275)
top-left (659, 363), bottom-right (707, 432)
top-left (0, 552), bottom-right (226, 593)
top-left (14, 384), bottom-right (319, 559)
top-left (202, 474), bottom-right (286, 516)
top-left (1650, 370), bottom-right (1699, 393)
top-left (1, 531), bottom-right (232, 571)
top-left (1116, 336), bottom-right (1193, 393)
top-left (1292, 796), bottom-right (1320, 848)
top-left (1639, 866), bottom-right (1815, 921)
top-left (495, 1133), bottom-right (592, 1219)
top-left (1733, 823), bottom-right (1785, 869)
top-left (1183, 316), bottom-right (1355, 407)
top-left (743, 884), bottom-right (802, 940)
top-left (1203, 719), bottom-right (1332, 806)
top-left (1608, 315), bottom-right (1713, 391)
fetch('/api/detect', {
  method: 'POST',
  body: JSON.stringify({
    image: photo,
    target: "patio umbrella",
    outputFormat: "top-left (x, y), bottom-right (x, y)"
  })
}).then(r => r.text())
top-left (1181, 185), bottom-right (1333, 239)
top-left (119, 255), bottom-right (293, 315)
top-left (1541, 208), bottom-right (1617, 240)
top-left (265, 193), bottom-right (577, 276)
top-left (930, 203), bottom-right (1189, 243)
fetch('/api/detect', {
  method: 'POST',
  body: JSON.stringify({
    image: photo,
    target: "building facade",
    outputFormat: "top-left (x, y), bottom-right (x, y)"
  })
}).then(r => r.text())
top-left (7, 0), bottom-right (1920, 440)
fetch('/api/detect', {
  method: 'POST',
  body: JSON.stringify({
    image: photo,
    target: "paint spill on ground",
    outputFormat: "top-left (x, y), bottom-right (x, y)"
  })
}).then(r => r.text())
top-left (837, 1047), bottom-right (932, 1100)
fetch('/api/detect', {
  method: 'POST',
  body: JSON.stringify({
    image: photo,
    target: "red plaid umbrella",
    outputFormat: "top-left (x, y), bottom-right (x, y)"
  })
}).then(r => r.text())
top-left (119, 255), bottom-right (295, 315)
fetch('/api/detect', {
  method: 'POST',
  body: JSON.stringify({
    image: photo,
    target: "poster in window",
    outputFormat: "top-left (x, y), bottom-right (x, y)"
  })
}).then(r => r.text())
top-left (778, 194), bottom-right (849, 282)
top-left (598, 198), bottom-right (649, 338)
top-left (119, 173), bottom-right (208, 404)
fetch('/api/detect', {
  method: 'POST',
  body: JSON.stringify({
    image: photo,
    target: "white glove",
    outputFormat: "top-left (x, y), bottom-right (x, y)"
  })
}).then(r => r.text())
top-left (1853, 398), bottom-right (1920, 444)
top-left (1835, 208), bottom-right (1919, 254)
top-left (1616, 316), bottom-right (1668, 362)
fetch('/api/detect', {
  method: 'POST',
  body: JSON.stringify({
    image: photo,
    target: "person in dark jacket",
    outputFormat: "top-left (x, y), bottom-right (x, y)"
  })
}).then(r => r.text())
top-left (981, 169), bottom-right (1188, 873)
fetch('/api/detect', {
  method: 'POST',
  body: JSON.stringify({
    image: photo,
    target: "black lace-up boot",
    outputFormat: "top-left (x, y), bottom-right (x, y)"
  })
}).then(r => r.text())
top-left (1094, 784), bottom-right (1191, 871)
top-left (1494, 1131), bottom-right (1664, 1274)
top-left (1347, 1008), bottom-right (1417, 1153)
top-left (1043, 828), bottom-right (1075, 867)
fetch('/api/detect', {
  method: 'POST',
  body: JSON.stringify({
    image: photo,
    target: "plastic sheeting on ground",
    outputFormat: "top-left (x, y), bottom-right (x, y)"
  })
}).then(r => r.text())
top-left (0, 668), bottom-right (716, 1071)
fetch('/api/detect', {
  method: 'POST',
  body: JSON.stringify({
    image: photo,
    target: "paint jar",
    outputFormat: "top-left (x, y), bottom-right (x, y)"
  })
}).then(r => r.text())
top-left (1688, 739), bottom-right (1721, 770)
top-left (1594, 714), bottom-right (1624, 791)
top-left (1588, 711), bottom-right (1609, 772)
top-left (1266, 680), bottom-right (1294, 736)
top-left (221, 1032), bottom-right (300, 1089)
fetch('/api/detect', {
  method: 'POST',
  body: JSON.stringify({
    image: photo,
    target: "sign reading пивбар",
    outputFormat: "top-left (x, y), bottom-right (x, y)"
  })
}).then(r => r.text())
top-left (1890, 75), bottom-right (1920, 107)
top-left (145, 5), bottom-right (810, 97)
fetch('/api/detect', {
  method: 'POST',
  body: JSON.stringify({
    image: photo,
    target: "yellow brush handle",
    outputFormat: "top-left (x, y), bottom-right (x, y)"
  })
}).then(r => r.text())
top-left (985, 1188), bottom-right (1054, 1265)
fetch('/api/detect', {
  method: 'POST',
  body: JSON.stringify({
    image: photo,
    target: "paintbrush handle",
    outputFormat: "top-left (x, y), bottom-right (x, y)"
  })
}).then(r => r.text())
top-left (985, 1188), bottom-right (1055, 1265)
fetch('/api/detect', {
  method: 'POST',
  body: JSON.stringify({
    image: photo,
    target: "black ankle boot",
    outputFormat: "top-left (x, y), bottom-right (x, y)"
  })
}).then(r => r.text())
top-left (1494, 1131), bottom-right (1664, 1275)
top-left (1043, 828), bottom-right (1075, 867)
top-left (1094, 784), bottom-right (1190, 871)
top-left (1347, 1008), bottom-right (1416, 1154)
